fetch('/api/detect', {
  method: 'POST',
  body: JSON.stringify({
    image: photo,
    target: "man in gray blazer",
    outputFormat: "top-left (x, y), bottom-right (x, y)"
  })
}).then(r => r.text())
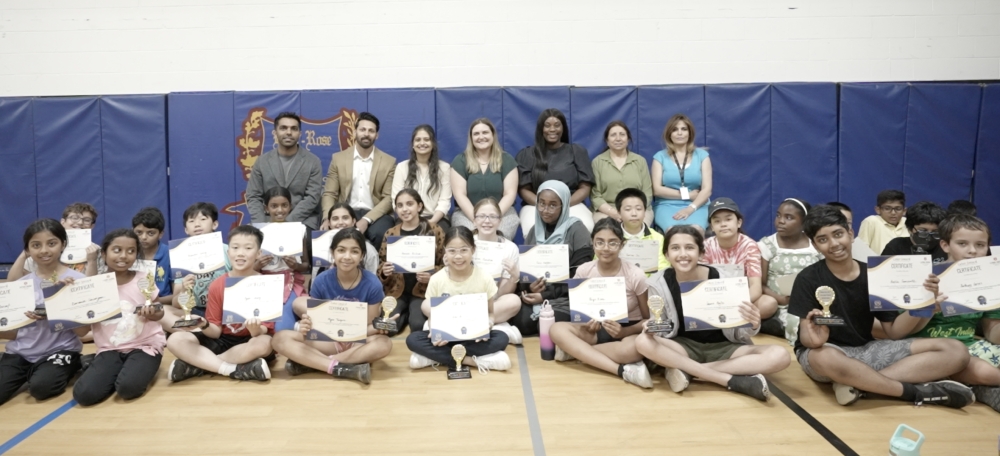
top-left (245, 112), bottom-right (323, 229)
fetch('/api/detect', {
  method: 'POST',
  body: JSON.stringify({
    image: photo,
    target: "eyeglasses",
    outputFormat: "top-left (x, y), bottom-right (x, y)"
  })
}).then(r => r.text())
top-left (593, 240), bottom-right (621, 250)
top-left (879, 206), bottom-right (905, 214)
top-left (444, 247), bottom-right (472, 256)
top-left (475, 214), bottom-right (500, 221)
top-left (67, 215), bottom-right (94, 224)
top-left (537, 202), bottom-right (562, 213)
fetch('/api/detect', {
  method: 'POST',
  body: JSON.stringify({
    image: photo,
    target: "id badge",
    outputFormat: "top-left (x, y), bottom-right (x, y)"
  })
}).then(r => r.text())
top-left (679, 186), bottom-right (690, 201)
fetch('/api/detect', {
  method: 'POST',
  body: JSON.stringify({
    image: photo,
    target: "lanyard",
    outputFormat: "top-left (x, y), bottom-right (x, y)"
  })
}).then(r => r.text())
top-left (671, 151), bottom-right (691, 187)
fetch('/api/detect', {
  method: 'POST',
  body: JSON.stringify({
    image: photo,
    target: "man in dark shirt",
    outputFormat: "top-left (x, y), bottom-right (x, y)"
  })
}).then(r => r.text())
top-left (788, 205), bottom-right (973, 408)
top-left (880, 201), bottom-right (947, 264)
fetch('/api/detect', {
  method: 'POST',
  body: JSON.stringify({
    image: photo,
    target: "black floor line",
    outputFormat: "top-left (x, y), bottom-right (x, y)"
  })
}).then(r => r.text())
top-left (768, 381), bottom-right (859, 456)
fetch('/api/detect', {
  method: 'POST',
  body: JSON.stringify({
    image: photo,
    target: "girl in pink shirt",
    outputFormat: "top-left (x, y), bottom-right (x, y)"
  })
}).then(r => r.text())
top-left (73, 229), bottom-right (166, 406)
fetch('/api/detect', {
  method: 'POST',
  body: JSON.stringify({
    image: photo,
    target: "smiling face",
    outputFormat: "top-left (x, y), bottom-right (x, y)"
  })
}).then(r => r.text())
top-left (666, 233), bottom-right (701, 273)
top-left (774, 203), bottom-right (804, 235)
top-left (536, 190), bottom-right (563, 226)
top-left (267, 195), bottom-right (291, 222)
top-left (709, 210), bottom-right (741, 239)
top-left (333, 237), bottom-right (363, 271)
top-left (471, 123), bottom-right (494, 152)
top-left (62, 211), bottom-right (95, 230)
top-left (395, 193), bottom-right (423, 224)
top-left (26, 230), bottom-right (65, 269)
top-left (412, 128), bottom-right (433, 157)
top-left (811, 224), bottom-right (853, 264)
top-left (592, 228), bottom-right (623, 263)
top-left (606, 125), bottom-right (628, 152)
top-left (444, 237), bottom-right (474, 271)
top-left (273, 117), bottom-right (301, 149)
top-left (474, 204), bottom-right (501, 236)
top-left (227, 233), bottom-right (260, 273)
top-left (328, 208), bottom-right (356, 230)
top-left (543, 117), bottom-right (563, 146)
top-left (941, 227), bottom-right (989, 262)
top-left (105, 236), bottom-right (138, 273)
top-left (355, 119), bottom-right (378, 150)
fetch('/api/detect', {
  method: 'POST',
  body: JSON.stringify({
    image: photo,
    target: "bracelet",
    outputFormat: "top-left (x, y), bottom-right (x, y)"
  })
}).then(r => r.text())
top-left (688, 203), bottom-right (698, 210)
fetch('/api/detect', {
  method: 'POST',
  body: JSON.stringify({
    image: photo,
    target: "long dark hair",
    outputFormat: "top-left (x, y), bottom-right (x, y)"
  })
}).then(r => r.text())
top-left (395, 188), bottom-right (431, 235)
top-left (23, 218), bottom-right (67, 252)
top-left (406, 125), bottom-right (442, 196)
top-left (530, 109), bottom-right (570, 191)
top-left (101, 228), bottom-right (144, 262)
top-left (330, 228), bottom-right (368, 269)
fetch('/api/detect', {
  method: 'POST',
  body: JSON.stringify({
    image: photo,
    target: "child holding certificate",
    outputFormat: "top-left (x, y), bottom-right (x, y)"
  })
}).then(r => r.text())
top-left (273, 229), bottom-right (392, 384)
top-left (510, 181), bottom-right (595, 336)
top-left (132, 207), bottom-right (173, 305)
top-left (703, 198), bottom-right (779, 337)
top-left (472, 198), bottom-right (522, 333)
top-left (406, 227), bottom-right (513, 372)
top-left (549, 218), bottom-right (653, 388)
top-left (161, 202), bottom-right (232, 331)
top-left (757, 198), bottom-right (822, 341)
top-left (324, 203), bottom-right (379, 273)
top-left (0, 219), bottom-right (84, 405)
top-left (73, 229), bottom-right (165, 405)
top-left (166, 226), bottom-right (274, 383)
top-left (257, 187), bottom-right (308, 307)
top-left (892, 214), bottom-right (1000, 412)
top-left (636, 225), bottom-right (789, 401)
top-left (8, 202), bottom-right (102, 280)
top-left (377, 189), bottom-right (446, 334)
top-left (788, 205), bottom-right (974, 408)
top-left (615, 188), bottom-right (669, 275)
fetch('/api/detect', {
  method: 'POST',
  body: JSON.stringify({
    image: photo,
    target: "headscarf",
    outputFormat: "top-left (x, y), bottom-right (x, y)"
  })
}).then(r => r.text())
top-left (533, 180), bottom-right (579, 245)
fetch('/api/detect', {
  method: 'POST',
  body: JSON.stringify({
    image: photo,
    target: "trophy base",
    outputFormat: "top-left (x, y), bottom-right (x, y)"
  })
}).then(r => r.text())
top-left (134, 304), bottom-right (164, 314)
top-left (447, 367), bottom-right (472, 380)
top-left (33, 308), bottom-right (46, 317)
top-left (814, 316), bottom-right (846, 326)
top-left (373, 320), bottom-right (397, 332)
top-left (646, 322), bottom-right (674, 334)
top-left (172, 317), bottom-right (202, 329)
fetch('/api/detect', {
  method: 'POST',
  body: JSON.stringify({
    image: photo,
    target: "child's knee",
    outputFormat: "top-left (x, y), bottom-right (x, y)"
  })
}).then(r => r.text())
top-left (29, 378), bottom-right (67, 401)
top-left (115, 379), bottom-right (151, 401)
top-left (72, 383), bottom-right (105, 407)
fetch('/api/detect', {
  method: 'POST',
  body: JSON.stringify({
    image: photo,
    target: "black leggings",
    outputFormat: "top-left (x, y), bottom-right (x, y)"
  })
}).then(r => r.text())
top-left (0, 351), bottom-right (81, 405)
top-left (386, 293), bottom-right (425, 334)
top-left (405, 330), bottom-right (509, 368)
top-left (73, 350), bottom-right (162, 406)
top-left (509, 305), bottom-right (570, 337)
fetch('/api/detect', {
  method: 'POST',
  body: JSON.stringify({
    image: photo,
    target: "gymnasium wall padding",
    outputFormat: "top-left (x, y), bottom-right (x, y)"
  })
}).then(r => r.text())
top-left (569, 87), bottom-right (638, 160)
top-left (635, 85), bottom-right (706, 159)
top-left (769, 83), bottom-right (839, 218)
top-left (300, 89), bottom-right (368, 176)
top-left (975, 84), bottom-right (1000, 232)
top-left (838, 83), bottom-right (909, 229)
top-left (0, 99), bottom-right (37, 261)
top-left (366, 89), bottom-right (436, 160)
top-left (902, 84), bottom-right (981, 206)
top-left (705, 84), bottom-right (772, 238)
top-left (167, 92), bottom-right (235, 240)
top-left (33, 98), bottom-right (107, 242)
top-left (434, 88), bottom-right (504, 164)
top-left (502, 87), bottom-right (571, 157)
top-left (100, 95), bottom-right (170, 239)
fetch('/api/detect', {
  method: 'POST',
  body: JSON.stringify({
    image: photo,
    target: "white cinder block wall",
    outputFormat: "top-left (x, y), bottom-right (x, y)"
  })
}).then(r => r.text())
top-left (1, 0), bottom-right (998, 96)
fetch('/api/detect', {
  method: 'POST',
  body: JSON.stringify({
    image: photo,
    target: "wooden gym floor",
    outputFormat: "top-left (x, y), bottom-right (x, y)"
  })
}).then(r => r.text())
top-left (0, 333), bottom-right (998, 455)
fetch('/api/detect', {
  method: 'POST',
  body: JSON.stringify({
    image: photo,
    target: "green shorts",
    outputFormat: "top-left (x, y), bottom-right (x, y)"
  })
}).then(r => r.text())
top-left (674, 337), bottom-right (741, 363)
top-left (968, 339), bottom-right (1000, 367)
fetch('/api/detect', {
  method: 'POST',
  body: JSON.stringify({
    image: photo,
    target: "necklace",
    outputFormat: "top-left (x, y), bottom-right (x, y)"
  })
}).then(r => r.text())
top-left (338, 269), bottom-right (361, 290)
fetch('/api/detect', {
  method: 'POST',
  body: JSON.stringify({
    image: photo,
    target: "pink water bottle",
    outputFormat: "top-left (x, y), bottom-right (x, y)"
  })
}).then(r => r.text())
top-left (539, 301), bottom-right (555, 361)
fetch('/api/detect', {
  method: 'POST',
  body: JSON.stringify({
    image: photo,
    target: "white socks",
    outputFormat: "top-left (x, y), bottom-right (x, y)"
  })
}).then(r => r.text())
top-left (218, 362), bottom-right (237, 376)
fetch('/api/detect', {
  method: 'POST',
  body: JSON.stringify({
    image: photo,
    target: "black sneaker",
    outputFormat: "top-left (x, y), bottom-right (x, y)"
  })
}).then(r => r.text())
top-left (913, 380), bottom-right (975, 408)
top-left (972, 385), bottom-right (1000, 413)
top-left (230, 358), bottom-right (271, 382)
top-left (285, 359), bottom-right (316, 376)
top-left (331, 363), bottom-right (371, 385)
top-left (168, 359), bottom-right (205, 383)
top-left (80, 354), bottom-right (96, 372)
top-left (727, 374), bottom-right (770, 401)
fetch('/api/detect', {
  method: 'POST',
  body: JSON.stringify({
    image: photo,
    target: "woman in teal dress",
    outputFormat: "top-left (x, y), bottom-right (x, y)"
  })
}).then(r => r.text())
top-left (651, 114), bottom-right (712, 231)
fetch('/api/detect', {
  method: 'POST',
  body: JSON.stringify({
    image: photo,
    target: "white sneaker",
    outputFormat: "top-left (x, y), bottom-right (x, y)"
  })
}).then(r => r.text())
top-left (832, 382), bottom-right (861, 406)
top-left (473, 351), bottom-right (511, 374)
top-left (493, 322), bottom-right (523, 345)
top-left (665, 368), bottom-right (691, 393)
top-left (622, 362), bottom-right (653, 389)
top-left (554, 345), bottom-right (575, 362)
top-left (409, 353), bottom-right (437, 370)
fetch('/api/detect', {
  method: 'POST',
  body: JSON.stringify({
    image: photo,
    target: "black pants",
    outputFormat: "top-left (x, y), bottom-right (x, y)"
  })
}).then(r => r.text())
top-left (356, 209), bottom-right (396, 251)
top-left (0, 351), bottom-right (81, 405)
top-left (384, 294), bottom-right (424, 334)
top-left (405, 330), bottom-right (509, 368)
top-left (73, 350), bottom-right (162, 406)
top-left (509, 305), bottom-right (570, 337)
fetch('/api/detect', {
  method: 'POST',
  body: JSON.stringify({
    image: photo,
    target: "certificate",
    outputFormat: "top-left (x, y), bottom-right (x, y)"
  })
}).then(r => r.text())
top-left (567, 277), bottom-right (628, 323)
top-left (938, 256), bottom-right (1000, 316)
top-left (620, 239), bottom-right (660, 274)
top-left (867, 255), bottom-right (934, 311)
top-left (311, 229), bottom-right (339, 268)
top-left (44, 273), bottom-right (121, 331)
top-left (305, 299), bottom-right (368, 344)
top-left (221, 275), bottom-right (284, 324)
top-left (473, 240), bottom-right (505, 280)
top-left (254, 222), bottom-right (307, 272)
top-left (518, 245), bottom-right (570, 282)
top-left (130, 259), bottom-right (157, 275)
top-left (710, 263), bottom-right (745, 279)
top-left (60, 229), bottom-right (91, 265)
top-left (429, 293), bottom-right (490, 342)
top-left (775, 272), bottom-right (799, 296)
top-left (679, 277), bottom-right (752, 331)
top-left (169, 232), bottom-right (226, 279)
top-left (387, 235), bottom-right (436, 273)
top-left (0, 279), bottom-right (37, 330)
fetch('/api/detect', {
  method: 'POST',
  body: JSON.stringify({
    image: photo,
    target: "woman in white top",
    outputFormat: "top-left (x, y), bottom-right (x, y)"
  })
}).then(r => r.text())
top-left (391, 124), bottom-right (452, 230)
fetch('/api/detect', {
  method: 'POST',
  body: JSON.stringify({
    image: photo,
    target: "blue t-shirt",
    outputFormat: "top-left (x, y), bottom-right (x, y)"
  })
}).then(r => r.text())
top-left (311, 268), bottom-right (384, 306)
top-left (152, 242), bottom-right (173, 297)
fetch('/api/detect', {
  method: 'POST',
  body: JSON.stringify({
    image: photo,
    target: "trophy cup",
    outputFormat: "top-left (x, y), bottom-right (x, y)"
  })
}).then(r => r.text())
top-left (447, 344), bottom-right (471, 380)
top-left (645, 295), bottom-right (673, 334)
top-left (172, 289), bottom-right (201, 328)
top-left (373, 296), bottom-right (398, 332)
top-left (813, 286), bottom-right (845, 326)
top-left (135, 271), bottom-right (163, 312)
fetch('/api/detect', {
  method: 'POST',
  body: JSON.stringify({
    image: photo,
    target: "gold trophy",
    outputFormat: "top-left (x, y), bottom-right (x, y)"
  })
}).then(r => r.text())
top-left (645, 294), bottom-right (673, 334)
top-left (813, 286), bottom-right (845, 326)
top-left (136, 271), bottom-right (162, 312)
top-left (447, 344), bottom-right (471, 380)
top-left (373, 296), bottom-right (398, 332)
top-left (172, 289), bottom-right (201, 328)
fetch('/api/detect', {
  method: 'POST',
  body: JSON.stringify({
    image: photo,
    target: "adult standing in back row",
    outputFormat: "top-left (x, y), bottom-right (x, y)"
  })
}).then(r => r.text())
top-left (321, 112), bottom-right (397, 249)
top-left (651, 114), bottom-right (713, 231)
top-left (516, 109), bottom-right (595, 235)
